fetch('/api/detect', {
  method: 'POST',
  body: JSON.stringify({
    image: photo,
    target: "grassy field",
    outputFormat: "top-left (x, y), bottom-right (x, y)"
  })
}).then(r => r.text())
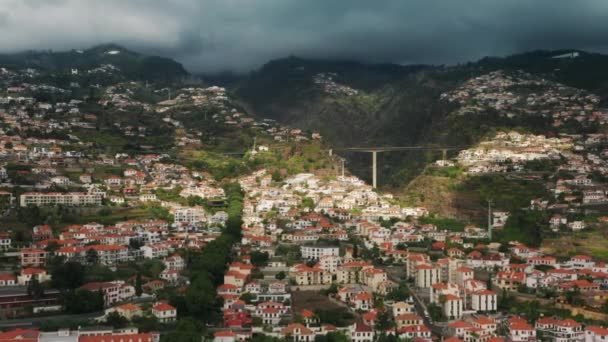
top-left (69, 207), bottom-right (151, 225)
top-left (542, 226), bottom-right (608, 260)
top-left (291, 291), bottom-right (344, 312)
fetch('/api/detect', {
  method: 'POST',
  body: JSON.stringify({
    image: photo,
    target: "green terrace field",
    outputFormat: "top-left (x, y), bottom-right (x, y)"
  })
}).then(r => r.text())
top-left (542, 224), bottom-right (608, 261)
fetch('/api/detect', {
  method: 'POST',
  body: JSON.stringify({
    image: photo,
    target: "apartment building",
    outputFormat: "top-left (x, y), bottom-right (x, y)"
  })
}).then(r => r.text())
top-left (20, 192), bottom-right (102, 207)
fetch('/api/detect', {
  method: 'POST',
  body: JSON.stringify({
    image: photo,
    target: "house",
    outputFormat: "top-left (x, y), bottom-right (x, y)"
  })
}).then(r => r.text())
top-left (32, 225), bottom-right (53, 241)
top-left (300, 245), bottom-right (339, 260)
top-left (20, 192), bottom-right (102, 207)
top-left (300, 309), bottom-right (318, 327)
top-left (281, 323), bottom-right (315, 342)
top-left (443, 294), bottom-right (463, 320)
top-left (80, 174), bottom-right (92, 183)
top-left (394, 313), bottom-right (423, 329)
top-left (493, 271), bottom-right (526, 291)
top-left (105, 176), bottom-right (123, 187)
top-left (255, 301), bottom-right (288, 325)
top-left (508, 316), bottom-right (536, 342)
top-left (0, 328), bottom-right (40, 341)
top-left (174, 207), bottom-right (206, 225)
top-left (349, 322), bottom-right (374, 342)
top-left (290, 264), bottom-right (332, 286)
top-left (415, 264), bottom-right (441, 288)
top-left (223, 308), bottom-right (252, 328)
top-left (224, 270), bottom-right (248, 288)
top-left (392, 301), bottom-right (415, 317)
top-left (17, 268), bottom-right (51, 285)
top-left (0, 233), bottom-right (12, 250)
top-left (397, 325), bottom-right (432, 341)
top-left (471, 290), bottom-right (497, 312)
top-left (163, 255), bottom-right (185, 271)
top-left (214, 330), bottom-right (237, 342)
top-left (352, 292), bottom-right (373, 311)
top-left (536, 318), bottom-right (583, 342)
top-left (87, 245), bottom-right (129, 265)
top-left (139, 193), bottom-right (158, 202)
top-left (152, 302), bottom-right (177, 322)
top-left (108, 303), bottom-right (142, 319)
top-left (527, 256), bottom-right (557, 267)
top-left (568, 221), bottom-right (586, 231)
top-left (20, 248), bottom-right (47, 267)
top-left (160, 269), bottom-right (179, 283)
top-left (585, 326), bottom-right (608, 342)
top-left (569, 255), bottom-right (595, 269)
top-left (361, 268), bottom-right (387, 291)
top-left (79, 281), bottom-right (135, 307)
top-left (0, 274), bottom-right (16, 286)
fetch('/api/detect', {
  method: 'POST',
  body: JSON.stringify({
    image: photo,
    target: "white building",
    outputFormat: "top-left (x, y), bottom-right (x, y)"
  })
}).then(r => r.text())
top-left (152, 302), bottom-right (177, 322)
top-left (471, 290), bottom-right (497, 312)
top-left (443, 294), bottom-right (463, 320)
top-left (173, 207), bottom-right (206, 225)
top-left (301, 245), bottom-right (339, 260)
top-left (415, 264), bottom-right (441, 288)
top-left (20, 192), bottom-right (102, 207)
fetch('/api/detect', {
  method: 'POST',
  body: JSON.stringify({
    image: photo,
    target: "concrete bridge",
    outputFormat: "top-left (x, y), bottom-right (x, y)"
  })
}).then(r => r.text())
top-left (330, 145), bottom-right (467, 188)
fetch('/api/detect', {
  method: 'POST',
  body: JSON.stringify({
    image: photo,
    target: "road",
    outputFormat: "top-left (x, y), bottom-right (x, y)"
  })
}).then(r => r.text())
top-left (0, 311), bottom-right (104, 328)
top-left (382, 266), bottom-right (448, 338)
top-left (0, 296), bottom-right (157, 328)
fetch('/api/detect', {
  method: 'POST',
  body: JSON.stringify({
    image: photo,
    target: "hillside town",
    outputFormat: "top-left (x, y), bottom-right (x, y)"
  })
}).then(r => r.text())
top-left (440, 70), bottom-right (608, 127)
top-left (3, 50), bottom-right (608, 342)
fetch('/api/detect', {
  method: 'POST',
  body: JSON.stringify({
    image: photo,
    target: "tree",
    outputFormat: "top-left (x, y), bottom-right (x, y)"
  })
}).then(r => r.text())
top-left (160, 318), bottom-right (202, 342)
top-left (45, 241), bottom-right (60, 254)
top-left (50, 260), bottom-right (85, 291)
top-left (135, 272), bottom-right (143, 297)
top-left (105, 311), bottom-right (128, 328)
top-left (301, 197), bottom-right (315, 209)
top-left (315, 308), bottom-right (355, 327)
top-left (64, 289), bottom-right (104, 314)
top-left (239, 292), bottom-right (256, 304)
top-left (498, 288), bottom-right (513, 311)
top-left (352, 243), bottom-right (359, 258)
top-left (427, 303), bottom-right (446, 322)
top-left (142, 259), bottom-right (165, 279)
top-left (27, 277), bottom-right (44, 299)
top-left (185, 272), bottom-right (220, 322)
top-left (375, 310), bottom-right (393, 331)
top-left (250, 251), bottom-right (269, 267)
top-left (315, 332), bottom-right (349, 342)
top-left (86, 248), bottom-right (99, 265)
top-left (386, 284), bottom-right (410, 302)
top-left (131, 316), bottom-right (159, 332)
top-left (275, 271), bottom-right (286, 280)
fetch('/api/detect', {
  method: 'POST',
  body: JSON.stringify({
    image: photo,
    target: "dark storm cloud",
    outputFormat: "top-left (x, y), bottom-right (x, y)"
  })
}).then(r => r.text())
top-left (2, 0), bottom-right (608, 72)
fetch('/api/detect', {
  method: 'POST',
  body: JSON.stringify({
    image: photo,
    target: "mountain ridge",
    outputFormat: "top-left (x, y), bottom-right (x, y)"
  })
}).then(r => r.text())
top-left (0, 43), bottom-right (189, 81)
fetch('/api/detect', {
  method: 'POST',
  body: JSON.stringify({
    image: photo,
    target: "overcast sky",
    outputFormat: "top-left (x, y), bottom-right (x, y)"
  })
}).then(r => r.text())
top-left (2, 0), bottom-right (608, 73)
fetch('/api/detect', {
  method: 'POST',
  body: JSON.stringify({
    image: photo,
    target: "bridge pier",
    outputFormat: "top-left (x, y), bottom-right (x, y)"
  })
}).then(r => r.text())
top-left (372, 151), bottom-right (377, 189)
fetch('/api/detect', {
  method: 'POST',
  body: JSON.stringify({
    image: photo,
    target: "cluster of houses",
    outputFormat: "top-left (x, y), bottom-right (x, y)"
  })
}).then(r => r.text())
top-left (313, 73), bottom-right (360, 96)
top-left (0, 326), bottom-right (161, 342)
top-left (441, 70), bottom-right (606, 127)
top-left (457, 131), bottom-right (567, 173)
top-left (0, 218), bottom-right (202, 319)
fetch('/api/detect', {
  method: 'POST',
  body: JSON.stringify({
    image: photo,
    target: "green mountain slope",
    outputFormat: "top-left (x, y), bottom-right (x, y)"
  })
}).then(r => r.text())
top-left (0, 44), bottom-right (188, 81)
top-left (230, 50), bottom-right (608, 189)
